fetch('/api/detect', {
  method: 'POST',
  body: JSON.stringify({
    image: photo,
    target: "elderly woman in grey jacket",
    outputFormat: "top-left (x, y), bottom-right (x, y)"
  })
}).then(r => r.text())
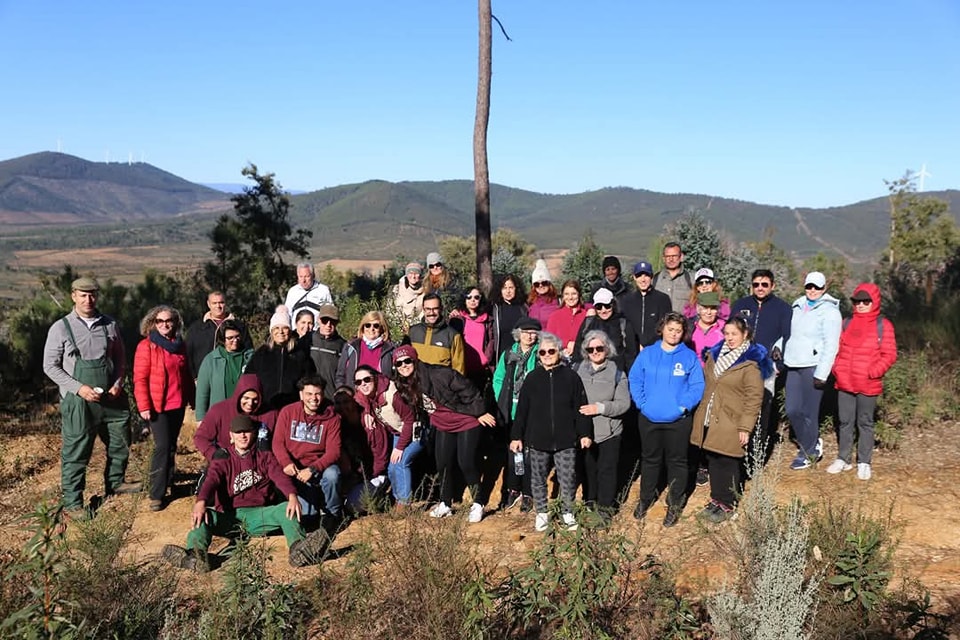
top-left (575, 329), bottom-right (632, 524)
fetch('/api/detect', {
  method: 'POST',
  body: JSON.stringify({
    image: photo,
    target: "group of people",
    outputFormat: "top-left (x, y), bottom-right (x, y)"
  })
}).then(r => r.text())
top-left (41, 246), bottom-right (897, 570)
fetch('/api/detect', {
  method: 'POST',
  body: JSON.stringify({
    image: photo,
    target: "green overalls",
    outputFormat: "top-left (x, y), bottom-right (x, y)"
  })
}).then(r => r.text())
top-left (59, 319), bottom-right (131, 509)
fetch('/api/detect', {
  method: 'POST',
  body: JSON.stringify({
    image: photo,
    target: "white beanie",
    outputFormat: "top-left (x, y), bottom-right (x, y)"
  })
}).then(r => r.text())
top-left (531, 259), bottom-right (552, 284)
top-left (270, 305), bottom-right (291, 329)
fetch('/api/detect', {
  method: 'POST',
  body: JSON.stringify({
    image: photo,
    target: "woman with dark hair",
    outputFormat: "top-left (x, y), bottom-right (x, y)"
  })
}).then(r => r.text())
top-left (195, 319), bottom-right (254, 423)
top-left (490, 274), bottom-right (529, 362)
top-left (691, 316), bottom-right (772, 522)
top-left (134, 304), bottom-right (194, 511)
top-left (335, 310), bottom-right (397, 389)
top-left (244, 306), bottom-right (314, 412)
top-left (293, 309), bottom-right (315, 353)
top-left (546, 279), bottom-right (591, 357)
top-left (628, 311), bottom-right (705, 527)
top-left (527, 259), bottom-right (560, 326)
top-left (392, 345), bottom-right (496, 522)
top-left (449, 286), bottom-right (495, 390)
top-left (510, 331), bottom-right (593, 532)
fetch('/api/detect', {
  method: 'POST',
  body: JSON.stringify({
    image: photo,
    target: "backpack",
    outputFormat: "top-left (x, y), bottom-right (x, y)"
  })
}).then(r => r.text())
top-left (842, 316), bottom-right (884, 344)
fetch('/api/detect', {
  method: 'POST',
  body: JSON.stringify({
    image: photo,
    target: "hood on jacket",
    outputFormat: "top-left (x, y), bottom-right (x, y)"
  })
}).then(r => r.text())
top-left (851, 283), bottom-right (882, 320)
top-left (233, 373), bottom-right (263, 413)
top-left (708, 341), bottom-right (775, 380)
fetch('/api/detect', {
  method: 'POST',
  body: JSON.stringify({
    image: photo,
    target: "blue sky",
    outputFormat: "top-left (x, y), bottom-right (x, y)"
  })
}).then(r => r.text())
top-left (1, 0), bottom-right (957, 208)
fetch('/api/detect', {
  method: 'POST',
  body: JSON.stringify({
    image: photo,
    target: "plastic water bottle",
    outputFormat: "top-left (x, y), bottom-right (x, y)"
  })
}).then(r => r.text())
top-left (513, 451), bottom-right (525, 476)
top-left (258, 424), bottom-right (269, 445)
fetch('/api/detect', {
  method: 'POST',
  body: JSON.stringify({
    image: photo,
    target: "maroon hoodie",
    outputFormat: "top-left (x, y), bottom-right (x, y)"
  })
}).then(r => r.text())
top-left (198, 444), bottom-right (297, 511)
top-left (273, 399), bottom-right (342, 472)
top-left (194, 373), bottom-right (277, 461)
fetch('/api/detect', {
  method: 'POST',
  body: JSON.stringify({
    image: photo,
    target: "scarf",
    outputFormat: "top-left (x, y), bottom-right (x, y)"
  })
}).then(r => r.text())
top-left (149, 329), bottom-right (184, 354)
top-left (714, 341), bottom-right (750, 378)
top-left (404, 276), bottom-right (422, 291)
top-left (363, 335), bottom-right (384, 350)
top-left (218, 345), bottom-right (246, 391)
top-left (511, 346), bottom-right (536, 405)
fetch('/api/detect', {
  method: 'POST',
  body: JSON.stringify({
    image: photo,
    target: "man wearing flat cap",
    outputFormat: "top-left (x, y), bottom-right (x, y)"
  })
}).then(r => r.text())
top-left (43, 276), bottom-right (139, 518)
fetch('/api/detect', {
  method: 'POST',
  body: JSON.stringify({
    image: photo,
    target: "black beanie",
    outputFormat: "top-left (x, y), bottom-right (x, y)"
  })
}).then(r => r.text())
top-left (602, 256), bottom-right (621, 273)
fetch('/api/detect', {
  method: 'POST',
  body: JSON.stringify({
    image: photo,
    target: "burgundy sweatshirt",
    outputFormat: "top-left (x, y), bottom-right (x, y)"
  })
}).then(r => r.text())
top-left (272, 400), bottom-right (342, 472)
top-left (198, 445), bottom-right (296, 510)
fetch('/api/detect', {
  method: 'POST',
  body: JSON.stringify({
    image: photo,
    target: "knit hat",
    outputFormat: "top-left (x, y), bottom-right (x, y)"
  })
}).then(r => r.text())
top-left (230, 415), bottom-right (258, 433)
top-left (426, 252), bottom-right (442, 267)
top-left (392, 344), bottom-right (419, 364)
top-left (694, 268), bottom-right (715, 283)
top-left (592, 288), bottom-right (614, 305)
top-left (405, 262), bottom-right (422, 275)
top-left (513, 316), bottom-right (542, 332)
top-left (632, 261), bottom-right (654, 277)
top-left (601, 256), bottom-right (621, 273)
top-left (270, 305), bottom-right (291, 329)
top-left (697, 291), bottom-right (721, 307)
top-left (804, 271), bottom-right (826, 288)
top-left (531, 259), bottom-right (552, 284)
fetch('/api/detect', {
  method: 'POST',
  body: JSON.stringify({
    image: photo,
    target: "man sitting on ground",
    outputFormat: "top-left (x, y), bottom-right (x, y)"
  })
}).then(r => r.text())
top-left (163, 415), bottom-right (331, 572)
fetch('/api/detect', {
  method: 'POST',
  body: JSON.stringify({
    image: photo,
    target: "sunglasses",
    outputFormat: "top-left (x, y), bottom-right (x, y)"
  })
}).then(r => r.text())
top-left (362, 322), bottom-right (382, 330)
top-left (428, 263), bottom-right (443, 269)
top-left (538, 348), bottom-right (558, 356)
top-left (805, 284), bottom-right (825, 291)
top-left (395, 358), bottom-right (415, 367)
top-left (155, 318), bottom-right (173, 325)
top-left (465, 294), bottom-right (481, 300)
top-left (594, 302), bottom-right (613, 310)
top-left (696, 279), bottom-right (714, 285)
top-left (534, 281), bottom-right (550, 288)
top-left (853, 299), bottom-right (873, 306)
top-left (319, 317), bottom-right (337, 325)
top-left (585, 346), bottom-right (605, 354)
top-left (751, 282), bottom-right (771, 289)
top-left (354, 376), bottom-right (374, 386)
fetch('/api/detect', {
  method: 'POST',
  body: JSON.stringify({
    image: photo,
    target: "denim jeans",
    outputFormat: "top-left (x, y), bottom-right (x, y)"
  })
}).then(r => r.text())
top-left (297, 464), bottom-right (342, 517)
top-left (387, 434), bottom-right (424, 504)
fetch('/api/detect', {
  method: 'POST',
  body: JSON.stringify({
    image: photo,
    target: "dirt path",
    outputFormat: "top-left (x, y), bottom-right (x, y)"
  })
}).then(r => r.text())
top-left (1, 414), bottom-right (958, 601)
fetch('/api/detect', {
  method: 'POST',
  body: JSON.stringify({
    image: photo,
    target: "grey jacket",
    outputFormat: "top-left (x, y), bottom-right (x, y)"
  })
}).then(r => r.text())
top-left (575, 360), bottom-right (632, 443)
top-left (43, 310), bottom-right (126, 397)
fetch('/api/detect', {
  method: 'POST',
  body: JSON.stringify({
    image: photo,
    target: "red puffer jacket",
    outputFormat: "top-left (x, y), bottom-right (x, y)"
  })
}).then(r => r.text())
top-left (134, 336), bottom-right (195, 413)
top-left (831, 283), bottom-right (897, 396)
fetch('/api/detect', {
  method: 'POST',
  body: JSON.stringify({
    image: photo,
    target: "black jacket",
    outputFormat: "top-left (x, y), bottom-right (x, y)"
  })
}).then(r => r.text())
top-left (620, 289), bottom-right (672, 347)
top-left (244, 345), bottom-right (314, 412)
top-left (309, 332), bottom-right (347, 400)
top-left (416, 362), bottom-right (486, 417)
top-left (512, 365), bottom-right (592, 451)
top-left (572, 312), bottom-right (639, 372)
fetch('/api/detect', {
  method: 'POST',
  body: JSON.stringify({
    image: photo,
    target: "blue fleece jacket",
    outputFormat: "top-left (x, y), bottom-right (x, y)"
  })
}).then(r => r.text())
top-left (628, 340), bottom-right (705, 423)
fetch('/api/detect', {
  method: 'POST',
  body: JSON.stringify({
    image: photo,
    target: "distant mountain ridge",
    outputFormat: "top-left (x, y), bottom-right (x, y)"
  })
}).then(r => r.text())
top-left (1, 151), bottom-right (957, 263)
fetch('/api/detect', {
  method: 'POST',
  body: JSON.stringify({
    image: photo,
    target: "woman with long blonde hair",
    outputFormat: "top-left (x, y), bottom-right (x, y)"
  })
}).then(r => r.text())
top-left (336, 309), bottom-right (397, 389)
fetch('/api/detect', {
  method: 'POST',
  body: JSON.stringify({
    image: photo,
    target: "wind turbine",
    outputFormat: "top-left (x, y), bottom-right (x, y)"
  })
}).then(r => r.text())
top-left (917, 163), bottom-right (931, 191)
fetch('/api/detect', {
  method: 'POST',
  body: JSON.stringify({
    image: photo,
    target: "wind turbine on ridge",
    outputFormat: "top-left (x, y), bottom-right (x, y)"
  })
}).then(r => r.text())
top-left (916, 163), bottom-right (931, 191)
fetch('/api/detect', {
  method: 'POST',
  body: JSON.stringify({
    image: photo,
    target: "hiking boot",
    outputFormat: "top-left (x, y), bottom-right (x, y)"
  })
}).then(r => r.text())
top-left (429, 502), bottom-right (452, 518)
top-left (789, 454), bottom-right (811, 471)
top-left (519, 496), bottom-right (534, 513)
top-left (163, 545), bottom-right (210, 573)
top-left (857, 463), bottom-right (872, 481)
top-left (468, 502), bottom-right (484, 523)
top-left (825, 459), bottom-right (853, 474)
top-left (696, 466), bottom-right (709, 487)
top-left (561, 512), bottom-right (578, 531)
top-left (108, 481), bottom-right (142, 496)
top-left (698, 501), bottom-right (722, 520)
top-left (814, 438), bottom-right (824, 462)
top-left (662, 506), bottom-right (682, 528)
top-left (534, 512), bottom-right (549, 532)
top-left (704, 501), bottom-right (735, 524)
top-left (148, 499), bottom-right (164, 512)
top-left (501, 490), bottom-right (522, 510)
top-left (289, 529), bottom-right (332, 567)
top-left (633, 499), bottom-right (654, 520)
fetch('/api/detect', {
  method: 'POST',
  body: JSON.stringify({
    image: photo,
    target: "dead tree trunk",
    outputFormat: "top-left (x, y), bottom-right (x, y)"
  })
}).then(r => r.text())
top-left (474, 0), bottom-right (493, 296)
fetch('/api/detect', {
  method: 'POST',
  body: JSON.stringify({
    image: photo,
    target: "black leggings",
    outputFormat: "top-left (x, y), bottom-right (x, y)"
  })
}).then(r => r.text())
top-left (434, 426), bottom-right (481, 505)
top-left (149, 408), bottom-right (185, 501)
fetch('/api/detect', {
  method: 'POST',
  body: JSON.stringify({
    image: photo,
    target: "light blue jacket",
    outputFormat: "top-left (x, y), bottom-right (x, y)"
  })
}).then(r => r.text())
top-left (628, 341), bottom-right (705, 423)
top-left (782, 294), bottom-right (842, 381)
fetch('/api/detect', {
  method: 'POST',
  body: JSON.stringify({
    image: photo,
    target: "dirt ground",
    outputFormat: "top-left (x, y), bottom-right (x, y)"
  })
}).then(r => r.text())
top-left (1, 409), bottom-right (958, 603)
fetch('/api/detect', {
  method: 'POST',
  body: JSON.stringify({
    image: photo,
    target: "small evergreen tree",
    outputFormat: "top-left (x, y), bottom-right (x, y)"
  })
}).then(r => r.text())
top-left (561, 229), bottom-right (604, 287)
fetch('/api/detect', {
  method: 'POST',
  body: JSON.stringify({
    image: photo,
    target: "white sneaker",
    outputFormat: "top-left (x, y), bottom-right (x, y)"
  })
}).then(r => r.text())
top-left (429, 502), bottom-right (452, 518)
top-left (814, 438), bottom-right (824, 462)
top-left (561, 512), bottom-right (578, 531)
top-left (857, 463), bottom-right (872, 480)
top-left (826, 459), bottom-right (853, 474)
top-left (534, 512), bottom-right (549, 532)
top-left (468, 502), bottom-right (484, 523)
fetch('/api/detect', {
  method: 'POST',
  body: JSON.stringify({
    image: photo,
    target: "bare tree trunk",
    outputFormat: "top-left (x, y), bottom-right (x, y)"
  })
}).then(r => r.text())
top-left (474, 0), bottom-right (493, 296)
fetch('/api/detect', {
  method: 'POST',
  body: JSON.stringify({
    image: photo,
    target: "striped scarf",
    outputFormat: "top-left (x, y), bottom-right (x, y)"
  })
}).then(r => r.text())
top-left (713, 341), bottom-right (750, 378)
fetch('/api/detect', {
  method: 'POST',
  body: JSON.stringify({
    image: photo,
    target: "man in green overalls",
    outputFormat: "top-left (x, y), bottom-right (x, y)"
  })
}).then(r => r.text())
top-left (42, 277), bottom-right (140, 517)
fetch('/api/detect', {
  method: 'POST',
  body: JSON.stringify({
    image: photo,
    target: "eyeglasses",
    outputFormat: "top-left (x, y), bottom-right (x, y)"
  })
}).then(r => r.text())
top-left (538, 348), bottom-right (558, 356)
top-left (805, 284), bottom-right (825, 291)
top-left (465, 294), bottom-right (481, 300)
top-left (395, 358), bottom-right (415, 367)
top-left (534, 281), bottom-right (549, 288)
top-left (319, 317), bottom-right (337, 325)
top-left (751, 282), bottom-right (771, 289)
top-left (423, 307), bottom-right (440, 313)
top-left (155, 318), bottom-right (173, 325)
top-left (853, 299), bottom-right (873, 306)
top-left (663, 253), bottom-right (681, 259)
top-left (594, 302), bottom-right (613, 310)
top-left (224, 335), bottom-right (242, 342)
top-left (354, 376), bottom-right (374, 385)
top-left (585, 346), bottom-right (605, 354)
top-left (362, 322), bottom-right (381, 330)
top-left (428, 263), bottom-right (443, 269)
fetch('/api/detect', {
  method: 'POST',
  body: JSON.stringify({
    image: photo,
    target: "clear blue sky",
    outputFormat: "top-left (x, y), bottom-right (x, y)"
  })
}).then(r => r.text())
top-left (1, 1), bottom-right (957, 208)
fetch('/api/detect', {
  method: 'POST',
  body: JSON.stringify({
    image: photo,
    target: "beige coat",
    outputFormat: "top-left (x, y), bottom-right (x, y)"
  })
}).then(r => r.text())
top-left (691, 352), bottom-right (764, 458)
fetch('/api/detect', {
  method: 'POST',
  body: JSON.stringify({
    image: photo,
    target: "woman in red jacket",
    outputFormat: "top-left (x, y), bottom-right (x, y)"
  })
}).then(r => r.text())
top-left (134, 305), bottom-right (194, 510)
top-left (828, 283), bottom-right (897, 481)
top-left (546, 279), bottom-right (591, 358)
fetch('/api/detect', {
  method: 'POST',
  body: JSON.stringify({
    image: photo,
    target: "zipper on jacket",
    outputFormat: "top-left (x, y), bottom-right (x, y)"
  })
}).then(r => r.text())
top-left (549, 369), bottom-right (556, 447)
